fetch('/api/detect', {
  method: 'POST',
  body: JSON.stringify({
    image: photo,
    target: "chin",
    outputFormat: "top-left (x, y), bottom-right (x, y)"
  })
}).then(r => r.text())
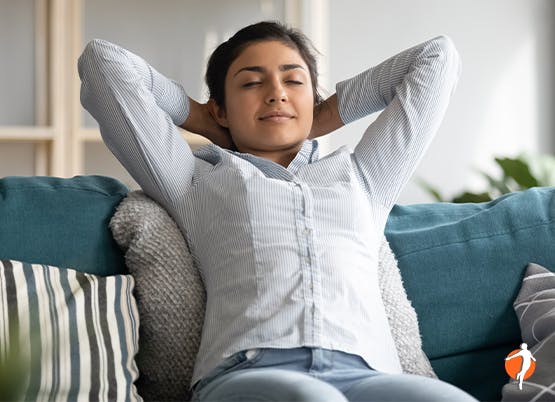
top-left (268, 136), bottom-right (307, 147)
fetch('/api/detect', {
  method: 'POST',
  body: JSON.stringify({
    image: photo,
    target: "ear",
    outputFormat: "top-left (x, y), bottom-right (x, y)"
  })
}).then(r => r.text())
top-left (207, 98), bottom-right (229, 128)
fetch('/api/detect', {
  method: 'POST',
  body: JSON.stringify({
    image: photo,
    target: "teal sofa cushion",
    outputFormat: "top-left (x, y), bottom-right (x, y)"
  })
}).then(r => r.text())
top-left (385, 187), bottom-right (555, 401)
top-left (0, 176), bottom-right (128, 276)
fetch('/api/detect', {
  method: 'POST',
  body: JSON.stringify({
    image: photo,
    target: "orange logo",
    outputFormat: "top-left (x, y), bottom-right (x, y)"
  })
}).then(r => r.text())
top-left (504, 343), bottom-right (537, 390)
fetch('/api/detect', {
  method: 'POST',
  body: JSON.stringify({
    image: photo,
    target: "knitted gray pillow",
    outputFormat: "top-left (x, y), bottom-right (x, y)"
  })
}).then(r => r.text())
top-left (109, 191), bottom-right (436, 401)
top-left (109, 191), bottom-right (205, 402)
top-left (378, 238), bottom-right (437, 378)
top-left (501, 263), bottom-right (555, 401)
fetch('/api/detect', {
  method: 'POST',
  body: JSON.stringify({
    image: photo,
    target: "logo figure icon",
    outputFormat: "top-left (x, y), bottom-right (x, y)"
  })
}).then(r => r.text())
top-left (504, 343), bottom-right (537, 390)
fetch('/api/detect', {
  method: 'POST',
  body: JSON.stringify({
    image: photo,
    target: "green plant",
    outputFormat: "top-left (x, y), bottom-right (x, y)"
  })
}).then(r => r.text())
top-left (419, 153), bottom-right (555, 203)
top-left (0, 321), bottom-right (28, 401)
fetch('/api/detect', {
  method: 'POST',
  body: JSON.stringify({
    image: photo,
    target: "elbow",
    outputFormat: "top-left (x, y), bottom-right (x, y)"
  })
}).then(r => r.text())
top-left (82, 38), bottom-right (106, 56)
top-left (439, 35), bottom-right (461, 69)
top-left (77, 39), bottom-right (113, 81)
top-left (78, 39), bottom-right (100, 81)
top-left (78, 39), bottom-right (112, 109)
top-left (431, 35), bottom-right (462, 90)
top-left (80, 38), bottom-right (113, 59)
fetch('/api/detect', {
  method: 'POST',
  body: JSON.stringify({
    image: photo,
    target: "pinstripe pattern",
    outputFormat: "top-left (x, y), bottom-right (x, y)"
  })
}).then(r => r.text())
top-left (0, 260), bottom-right (141, 401)
top-left (78, 35), bottom-right (460, 390)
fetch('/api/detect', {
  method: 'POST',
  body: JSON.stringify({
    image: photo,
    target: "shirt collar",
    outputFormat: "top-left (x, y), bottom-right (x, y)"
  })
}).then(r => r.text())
top-left (227, 139), bottom-right (319, 170)
top-left (193, 139), bottom-right (320, 181)
top-left (287, 139), bottom-right (319, 173)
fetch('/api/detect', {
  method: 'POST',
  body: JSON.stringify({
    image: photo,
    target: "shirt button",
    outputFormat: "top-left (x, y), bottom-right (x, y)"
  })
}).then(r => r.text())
top-left (304, 256), bottom-right (310, 264)
top-left (304, 228), bottom-right (311, 235)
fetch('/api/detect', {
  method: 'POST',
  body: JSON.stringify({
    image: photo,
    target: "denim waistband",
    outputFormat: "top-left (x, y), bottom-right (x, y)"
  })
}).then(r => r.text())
top-left (192, 346), bottom-right (373, 394)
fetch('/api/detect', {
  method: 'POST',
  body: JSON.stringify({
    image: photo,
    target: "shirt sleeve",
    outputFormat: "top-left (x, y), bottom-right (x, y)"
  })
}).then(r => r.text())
top-left (78, 38), bottom-right (195, 211)
top-left (336, 35), bottom-right (461, 209)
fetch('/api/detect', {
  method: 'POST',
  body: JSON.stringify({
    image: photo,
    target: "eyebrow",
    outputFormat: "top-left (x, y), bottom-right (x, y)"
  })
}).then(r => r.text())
top-left (233, 64), bottom-right (306, 78)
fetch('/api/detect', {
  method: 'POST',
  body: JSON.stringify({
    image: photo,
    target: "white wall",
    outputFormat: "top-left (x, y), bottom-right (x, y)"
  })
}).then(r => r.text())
top-left (1, 1), bottom-right (554, 203)
top-left (0, 0), bottom-right (36, 176)
top-left (320, 0), bottom-right (555, 204)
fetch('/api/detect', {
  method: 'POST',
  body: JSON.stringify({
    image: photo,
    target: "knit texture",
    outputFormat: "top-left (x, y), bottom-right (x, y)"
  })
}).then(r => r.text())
top-left (110, 191), bottom-right (436, 401)
top-left (378, 237), bottom-right (437, 378)
top-left (110, 191), bottom-right (205, 402)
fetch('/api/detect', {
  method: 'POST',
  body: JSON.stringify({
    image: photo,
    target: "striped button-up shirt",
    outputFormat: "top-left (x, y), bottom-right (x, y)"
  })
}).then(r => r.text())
top-left (78, 35), bottom-right (460, 390)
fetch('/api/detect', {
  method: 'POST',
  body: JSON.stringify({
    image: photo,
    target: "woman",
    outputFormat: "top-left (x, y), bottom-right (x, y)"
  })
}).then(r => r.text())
top-left (79, 21), bottom-right (475, 402)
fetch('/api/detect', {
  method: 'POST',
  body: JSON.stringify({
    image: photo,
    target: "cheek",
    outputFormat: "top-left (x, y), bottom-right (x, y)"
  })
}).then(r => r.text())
top-left (224, 97), bottom-right (257, 136)
top-left (299, 93), bottom-right (315, 124)
top-left (224, 94), bottom-right (247, 120)
top-left (226, 88), bottom-right (256, 114)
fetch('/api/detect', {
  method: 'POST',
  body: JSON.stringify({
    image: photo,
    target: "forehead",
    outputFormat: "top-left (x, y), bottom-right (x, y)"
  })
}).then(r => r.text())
top-left (228, 40), bottom-right (308, 75)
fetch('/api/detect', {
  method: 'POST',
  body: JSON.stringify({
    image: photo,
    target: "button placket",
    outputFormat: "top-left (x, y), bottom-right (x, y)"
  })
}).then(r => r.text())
top-left (298, 182), bottom-right (322, 345)
top-left (293, 181), bottom-right (313, 343)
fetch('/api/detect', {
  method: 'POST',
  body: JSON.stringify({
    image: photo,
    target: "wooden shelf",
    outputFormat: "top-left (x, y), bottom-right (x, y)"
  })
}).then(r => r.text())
top-left (0, 0), bottom-right (307, 177)
top-left (0, 127), bottom-right (55, 141)
top-left (79, 128), bottom-right (211, 148)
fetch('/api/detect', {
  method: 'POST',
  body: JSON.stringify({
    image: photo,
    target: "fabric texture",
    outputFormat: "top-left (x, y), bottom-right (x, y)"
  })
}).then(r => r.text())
top-left (191, 347), bottom-right (475, 402)
top-left (110, 191), bottom-right (206, 402)
top-left (385, 186), bottom-right (555, 401)
top-left (0, 175), bottom-right (128, 276)
top-left (501, 262), bottom-right (555, 401)
top-left (377, 237), bottom-right (437, 379)
top-left (79, 36), bottom-right (460, 389)
top-left (0, 259), bottom-right (141, 401)
top-left (109, 190), bottom-right (436, 402)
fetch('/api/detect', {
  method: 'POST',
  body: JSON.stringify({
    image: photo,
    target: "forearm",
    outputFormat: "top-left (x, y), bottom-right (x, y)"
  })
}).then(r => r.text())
top-left (309, 37), bottom-right (452, 139)
top-left (80, 39), bottom-right (190, 126)
top-left (336, 35), bottom-right (461, 125)
top-left (78, 39), bottom-right (194, 207)
top-left (349, 36), bottom-right (461, 208)
top-left (308, 94), bottom-right (344, 139)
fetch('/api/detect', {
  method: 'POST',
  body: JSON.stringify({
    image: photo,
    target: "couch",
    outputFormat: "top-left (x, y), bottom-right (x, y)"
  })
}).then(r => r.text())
top-left (1, 175), bottom-right (554, 402)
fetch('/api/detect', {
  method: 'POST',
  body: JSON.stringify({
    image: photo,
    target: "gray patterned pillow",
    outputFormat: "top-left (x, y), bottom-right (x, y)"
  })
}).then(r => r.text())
top-left (502, 263), bottom-right (555, 401)
top-left (110, 191), bottom-right (436, 401)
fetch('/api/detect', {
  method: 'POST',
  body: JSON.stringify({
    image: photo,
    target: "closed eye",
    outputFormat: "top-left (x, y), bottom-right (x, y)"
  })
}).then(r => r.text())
top-left (242, 81), bottom-right (261, 88)
top-left (286, 80), bottom-right (303, 85)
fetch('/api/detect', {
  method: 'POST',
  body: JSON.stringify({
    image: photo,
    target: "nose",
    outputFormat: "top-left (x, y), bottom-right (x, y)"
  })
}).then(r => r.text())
top-left (265, 80), bottom-right (288, 104)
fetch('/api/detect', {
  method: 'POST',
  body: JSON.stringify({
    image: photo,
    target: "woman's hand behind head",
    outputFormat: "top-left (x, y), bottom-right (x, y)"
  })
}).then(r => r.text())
top-left (181, 98), bottom-right (236, 150)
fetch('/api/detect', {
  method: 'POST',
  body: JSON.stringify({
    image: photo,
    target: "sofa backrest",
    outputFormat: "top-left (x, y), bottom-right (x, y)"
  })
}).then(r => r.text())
top-left (385, 186), bottom-right (555, 401)
top-left (0, 175), bottom-right (128, 276)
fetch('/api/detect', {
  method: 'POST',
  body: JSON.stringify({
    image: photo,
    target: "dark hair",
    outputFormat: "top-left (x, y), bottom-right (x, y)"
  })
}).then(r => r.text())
top-left (206, 21), bottom-right (323, 108)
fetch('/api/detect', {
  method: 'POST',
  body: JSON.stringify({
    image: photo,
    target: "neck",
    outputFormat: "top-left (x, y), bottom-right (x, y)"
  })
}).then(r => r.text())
top-left (236, 141), bottom-right (307, 168)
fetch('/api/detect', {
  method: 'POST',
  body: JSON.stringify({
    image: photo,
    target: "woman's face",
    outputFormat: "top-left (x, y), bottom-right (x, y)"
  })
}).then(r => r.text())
top-left (214, 40), bottom-right (314, 161)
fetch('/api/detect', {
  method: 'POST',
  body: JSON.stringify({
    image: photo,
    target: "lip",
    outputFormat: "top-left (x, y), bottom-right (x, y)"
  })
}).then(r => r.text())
top-left (258, 111), bottom-right (294, 121)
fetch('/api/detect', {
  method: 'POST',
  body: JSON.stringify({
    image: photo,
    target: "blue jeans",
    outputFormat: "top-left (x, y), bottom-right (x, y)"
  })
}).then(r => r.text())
top-left (191, 347), bottom-right (478, 402)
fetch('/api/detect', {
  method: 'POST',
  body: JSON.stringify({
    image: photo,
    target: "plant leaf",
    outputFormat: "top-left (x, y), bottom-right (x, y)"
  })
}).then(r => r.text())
top-left (452, 192), bottom-right (492, 203)
top-left (520, 153), bottom-right (555, 186)
top-left (494, 157), bottom-right (539, 189)
top-left (479, 171), bottom-right (511, 195)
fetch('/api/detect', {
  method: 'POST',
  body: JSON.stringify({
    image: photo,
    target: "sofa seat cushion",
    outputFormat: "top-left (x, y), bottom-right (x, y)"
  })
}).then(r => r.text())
top-left (0, 176), bottom-right (128, 276)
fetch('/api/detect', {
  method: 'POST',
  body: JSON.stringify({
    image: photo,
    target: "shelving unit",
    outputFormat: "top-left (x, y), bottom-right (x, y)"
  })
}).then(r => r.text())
top-left (0, 0), bottom-right (325, 182)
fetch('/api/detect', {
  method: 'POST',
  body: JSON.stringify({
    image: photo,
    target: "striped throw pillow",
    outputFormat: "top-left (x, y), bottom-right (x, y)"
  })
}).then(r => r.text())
top-left (0, 259), bottom-right (141, 401)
